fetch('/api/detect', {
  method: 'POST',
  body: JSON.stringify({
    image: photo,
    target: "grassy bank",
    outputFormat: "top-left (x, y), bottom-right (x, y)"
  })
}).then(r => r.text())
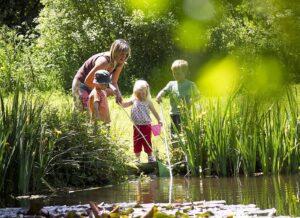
top-left (1, 85), bottom-right (300, 198)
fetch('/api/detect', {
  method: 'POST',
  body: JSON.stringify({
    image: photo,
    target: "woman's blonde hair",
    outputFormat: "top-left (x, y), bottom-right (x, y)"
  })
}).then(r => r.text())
top-left (110, 39), bottom-right (131, 63)
top-left (171, 59), bottom-right (189, 75)
top-left (132, 80), bottom-right (152, 102)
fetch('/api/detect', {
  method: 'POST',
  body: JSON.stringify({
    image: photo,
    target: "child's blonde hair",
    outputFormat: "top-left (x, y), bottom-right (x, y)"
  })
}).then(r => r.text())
top-left (171, 59), bottom-right (189, 75)
top-left (110, 39), bottom-right (131, 63)
top-left (132, 80), bottom-right (152, 102)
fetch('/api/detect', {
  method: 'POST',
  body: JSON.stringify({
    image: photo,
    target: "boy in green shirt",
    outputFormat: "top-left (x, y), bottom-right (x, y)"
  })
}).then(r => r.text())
top-left (156, 59), bottom-right (200, 139)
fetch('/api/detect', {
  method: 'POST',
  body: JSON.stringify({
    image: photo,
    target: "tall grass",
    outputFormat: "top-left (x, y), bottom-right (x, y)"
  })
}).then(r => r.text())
top-left (175, 85), bottom-right (300, 176)
top-left (176, 101), bottom-right (205, 176)
top-left (204, 98), bottom-right (233, 176)
top-left (0, 90), bottom-right (129, 197)
top-left (0, 89), bottom-right (44, 194)
top-left (0, 93), bottom-right (13, 192)
top-left (235, 96), bottom-right (262, 176)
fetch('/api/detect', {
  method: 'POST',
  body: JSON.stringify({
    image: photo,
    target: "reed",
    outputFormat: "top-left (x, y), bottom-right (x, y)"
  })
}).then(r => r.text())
top-left (0, 90), bottom-right (129, 195)
top-left (0, 89), bottom-right (44, 194)
top-left (234, 96), bottom-right (260, 176)
top-left (175, 85), bottom-right (300, 176)
top-left (204, 98), bottom-right (232, 176)
top-left (250, 87), bottom-right (298, 174)
top-left (0, 92), bottom-right (13, 192)
top-left (176, 101), bottom-right (205, 176)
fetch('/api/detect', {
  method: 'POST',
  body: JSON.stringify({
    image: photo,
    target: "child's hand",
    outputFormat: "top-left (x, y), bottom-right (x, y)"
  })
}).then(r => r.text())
top-left (158, 121), bottom-right (163, 126)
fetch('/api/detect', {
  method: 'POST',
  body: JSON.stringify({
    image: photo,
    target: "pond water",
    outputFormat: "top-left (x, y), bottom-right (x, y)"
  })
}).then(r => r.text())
top-left (8, 174), bottom-right (300, 216)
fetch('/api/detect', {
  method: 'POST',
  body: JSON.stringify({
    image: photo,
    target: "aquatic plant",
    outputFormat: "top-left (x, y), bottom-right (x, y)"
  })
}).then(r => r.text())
top-left (0, 88), bottom-right (44, 194)
top-left (175, 85), bottom-right (300, 176)
top-left (0, 89), bottom-right (129, 196)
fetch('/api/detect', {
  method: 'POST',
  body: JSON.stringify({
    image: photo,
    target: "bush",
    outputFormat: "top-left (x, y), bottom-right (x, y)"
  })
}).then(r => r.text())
top-left (0, 25), bottom-right (63, 93)
top-left (0, 90), bottom-right (128, 195)
top-left (41, 106), bottom-right (128, 188)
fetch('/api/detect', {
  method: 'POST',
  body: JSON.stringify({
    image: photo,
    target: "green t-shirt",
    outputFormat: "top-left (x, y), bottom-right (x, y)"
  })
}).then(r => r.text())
top-left (162, 79), bottom-right (200, 114)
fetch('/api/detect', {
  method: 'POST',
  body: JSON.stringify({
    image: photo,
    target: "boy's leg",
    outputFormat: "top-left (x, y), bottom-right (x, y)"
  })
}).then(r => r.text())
top-left (170, 114), bottom-right (184, 165)
top-left (170, 114), bottom-right (181, 140)
top-left (72, 80), bottom-right (84, 111)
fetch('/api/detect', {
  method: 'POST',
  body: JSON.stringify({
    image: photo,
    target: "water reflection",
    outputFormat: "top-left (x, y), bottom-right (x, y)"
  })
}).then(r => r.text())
top-left (29, 175), bottom-right (300, 216)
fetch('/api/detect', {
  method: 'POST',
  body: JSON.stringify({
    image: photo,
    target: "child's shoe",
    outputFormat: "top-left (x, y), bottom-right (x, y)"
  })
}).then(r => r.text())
top-left (148, 156), bottom-right (156, 163)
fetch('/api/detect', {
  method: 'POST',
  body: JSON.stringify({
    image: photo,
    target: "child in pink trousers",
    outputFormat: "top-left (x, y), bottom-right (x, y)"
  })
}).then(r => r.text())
top-left (121, 80), bottom-right (162, 163)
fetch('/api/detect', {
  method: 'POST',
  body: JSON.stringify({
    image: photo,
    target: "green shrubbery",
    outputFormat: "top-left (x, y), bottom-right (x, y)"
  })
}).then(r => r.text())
top-left (0, 0), bottom-right (178, 94)
top-left (1, 0), bottom-right (299, 94)
top-left (0, 26), bottom-right (63, 93)
top-left (0, 90), bottom-right (128, 196)
top-left (35, 0), bottom-right (178, 92)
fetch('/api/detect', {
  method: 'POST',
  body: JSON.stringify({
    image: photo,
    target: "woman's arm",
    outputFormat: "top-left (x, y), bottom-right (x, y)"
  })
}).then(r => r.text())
top-left (111, 63), bottom-right (125, 103)
top-left (111, 63), bottom-right (124, 93)
top-left (85, 57), bottom-right (110, 89)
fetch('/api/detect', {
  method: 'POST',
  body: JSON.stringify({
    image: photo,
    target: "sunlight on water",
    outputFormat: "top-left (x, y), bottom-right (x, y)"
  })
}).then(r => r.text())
top-left (197, 56), bottom-right (240, 96)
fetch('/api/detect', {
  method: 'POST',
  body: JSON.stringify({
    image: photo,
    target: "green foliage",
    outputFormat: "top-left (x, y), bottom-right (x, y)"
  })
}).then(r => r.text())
top-left (175, 85), bottom-right (300, 176)
top-left (204, 97), bottom-right (234, 176)
top-left (41, 106), bottom-right (128, 187)
top-left (36, 0), bottom-right (126, 90)
top-left (207, 0), bottom-right (300, 82)
top-left (0, 26), bottom-right (63, 93)
top-left (34, 0), bottom-right (177, 92)
top-left (0, 0), bottom-right (299, 187)
top-left (0, 88), bottom-right (44, 194)
top-left (0, 90), bottom-right (128, 195)
top-left (124, 10), bottom-right (177, 92)
top-left (1, 0), bottom-right (299, 94)
top-left (174, 101), bottom-right (205, 176)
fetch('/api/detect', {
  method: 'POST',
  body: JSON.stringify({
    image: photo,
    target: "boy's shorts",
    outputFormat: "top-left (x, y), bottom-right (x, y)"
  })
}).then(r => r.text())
top-left (76, 83), bottom-right (91, 110)
top-left (133, 124), bottom-right (152, 154)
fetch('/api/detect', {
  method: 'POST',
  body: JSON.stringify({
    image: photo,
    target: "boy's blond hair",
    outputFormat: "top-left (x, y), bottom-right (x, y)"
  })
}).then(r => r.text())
top-left (171, 60), bottom-right (189, 75)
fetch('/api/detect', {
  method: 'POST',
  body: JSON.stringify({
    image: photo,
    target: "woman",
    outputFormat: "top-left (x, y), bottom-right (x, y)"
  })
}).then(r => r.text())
top-left (72, 39), bottom-right (131, 110)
